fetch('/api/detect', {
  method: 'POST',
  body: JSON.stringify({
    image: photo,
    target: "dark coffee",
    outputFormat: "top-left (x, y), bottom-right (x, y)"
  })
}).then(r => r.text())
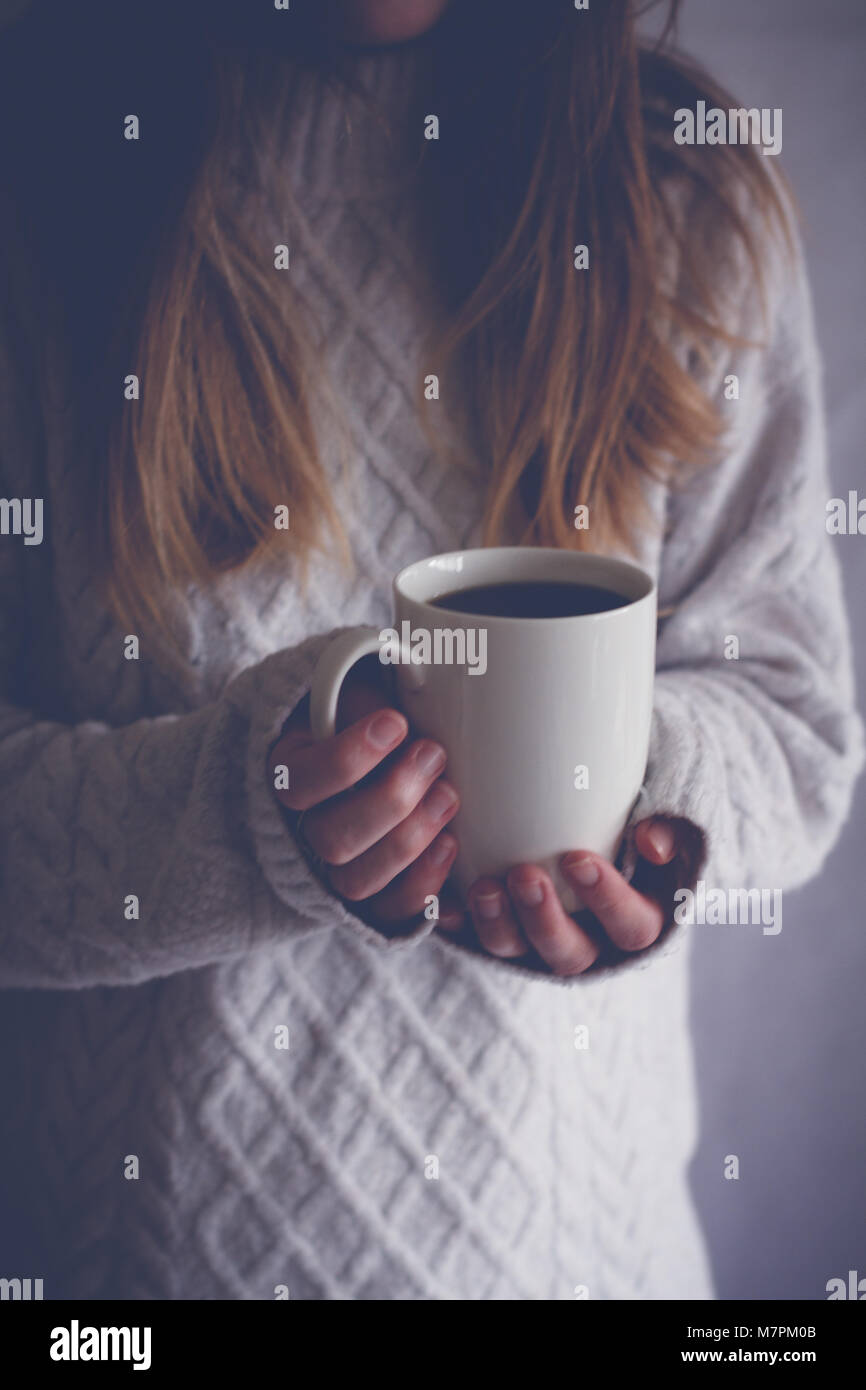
top-left (430, 580), bottom-right (630, 619)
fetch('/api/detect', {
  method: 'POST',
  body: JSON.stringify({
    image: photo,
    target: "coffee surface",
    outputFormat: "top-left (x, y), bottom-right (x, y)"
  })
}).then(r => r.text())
top-left (430, 580), bottom-right (630, 619)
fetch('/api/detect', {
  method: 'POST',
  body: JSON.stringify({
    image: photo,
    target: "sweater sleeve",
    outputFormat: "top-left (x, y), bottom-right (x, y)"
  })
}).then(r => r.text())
top-left (0, 359), bottom-right (430, 995)
top-left (0, 632), bottom-right (436, 992)
top-left (608, 184), bottom-right (865, 974)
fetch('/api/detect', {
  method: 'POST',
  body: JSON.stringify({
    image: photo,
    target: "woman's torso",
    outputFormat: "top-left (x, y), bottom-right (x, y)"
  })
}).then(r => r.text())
top-left (0, 42), bottom-right (711, 1300)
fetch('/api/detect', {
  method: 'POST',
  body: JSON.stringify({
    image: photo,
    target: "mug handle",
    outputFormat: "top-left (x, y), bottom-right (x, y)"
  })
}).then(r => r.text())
top-left (309, 628), bottom-right (425, 740)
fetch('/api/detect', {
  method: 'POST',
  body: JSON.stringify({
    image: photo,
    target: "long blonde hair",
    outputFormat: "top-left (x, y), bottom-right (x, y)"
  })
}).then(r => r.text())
top-left (3, 0), bottom-right (794, 669)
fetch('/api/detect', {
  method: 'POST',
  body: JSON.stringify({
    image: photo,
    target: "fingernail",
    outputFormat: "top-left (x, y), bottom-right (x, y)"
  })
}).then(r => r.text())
top-left (646, 823), bottom-right (674, 860)
top-left (367, 712), bottom-right (406, 749)
top-left (473, 892), bottom-right (502, 920)
top-left (415, 741), bottom-right (447, 776)
top-left (511, 877), bottom-right (544, 907)
top-left (424, 780), bottom-right (458, 819)
top-left (562, 855), bottom-right (600, 887)
top-left (429, 832), bottom-right (457, 866)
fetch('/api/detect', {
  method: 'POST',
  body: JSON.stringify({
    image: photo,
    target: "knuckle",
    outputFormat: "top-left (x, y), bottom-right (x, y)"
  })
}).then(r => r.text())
top-left (381, 775), bottom-right (419, 824)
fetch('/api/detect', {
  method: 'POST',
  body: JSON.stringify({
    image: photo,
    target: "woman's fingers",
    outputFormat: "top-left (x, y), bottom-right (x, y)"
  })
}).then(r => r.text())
top-left (370, 831), bottom-right (459, 923)
top-left (275, 707), bottom-right (677, 954)
top-left (271, 706), bottom-right (409, 811)
top-left (504, 866), bottom-right (600, 974)
top-left (302, 739), bottom-right (451, 865)
top-left (446, 821), bottom-right (682, 971)
top-left (559, 852), bottom-right (665, 952)
top-left (327, 778), bottom-right (460, 901)
top-left (467, 879), bottom-right (528, 959)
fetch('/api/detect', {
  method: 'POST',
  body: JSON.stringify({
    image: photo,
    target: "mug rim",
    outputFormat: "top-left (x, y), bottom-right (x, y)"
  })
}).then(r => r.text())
top-left (394, 546), bottom-right (656, 623)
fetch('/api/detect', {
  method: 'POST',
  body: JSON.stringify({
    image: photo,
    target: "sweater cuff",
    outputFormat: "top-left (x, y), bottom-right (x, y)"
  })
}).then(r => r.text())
top-left (232, 634), bottom-right (435, 957)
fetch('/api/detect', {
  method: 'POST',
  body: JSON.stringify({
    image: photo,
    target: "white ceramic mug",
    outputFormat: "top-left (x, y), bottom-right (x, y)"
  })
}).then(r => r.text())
top-left (309, 547), bottom-right (656, 912)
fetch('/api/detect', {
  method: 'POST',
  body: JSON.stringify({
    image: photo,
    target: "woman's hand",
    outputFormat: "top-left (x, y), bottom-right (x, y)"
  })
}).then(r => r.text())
top-left (436, 817), bottom-right (691, 976)
top-left (268, 667), bottom-right (461, 932)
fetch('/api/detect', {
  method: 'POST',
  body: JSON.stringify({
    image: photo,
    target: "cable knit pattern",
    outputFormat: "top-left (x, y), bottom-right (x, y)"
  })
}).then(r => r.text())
top-left (0, 42), bottom-right (862, 1300)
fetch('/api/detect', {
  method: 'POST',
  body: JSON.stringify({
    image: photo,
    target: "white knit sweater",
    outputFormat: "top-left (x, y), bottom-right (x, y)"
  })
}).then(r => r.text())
top-left (0, 42), bottom-right (862, 1300)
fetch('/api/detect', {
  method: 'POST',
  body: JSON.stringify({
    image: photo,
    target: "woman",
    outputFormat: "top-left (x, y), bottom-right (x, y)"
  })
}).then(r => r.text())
top-left (0, 0), bottom-right (861, 1300)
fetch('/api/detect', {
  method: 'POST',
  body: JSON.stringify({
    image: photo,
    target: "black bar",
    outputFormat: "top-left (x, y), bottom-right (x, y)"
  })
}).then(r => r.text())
top-left (0, 1299), bottom-right (860, 1375)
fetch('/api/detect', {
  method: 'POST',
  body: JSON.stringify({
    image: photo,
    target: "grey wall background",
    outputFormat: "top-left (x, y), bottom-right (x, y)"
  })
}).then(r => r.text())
top-left (647, 0), bottom-right (866, 1300)
top-left (0, 0), bottom-right (861, 1301)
